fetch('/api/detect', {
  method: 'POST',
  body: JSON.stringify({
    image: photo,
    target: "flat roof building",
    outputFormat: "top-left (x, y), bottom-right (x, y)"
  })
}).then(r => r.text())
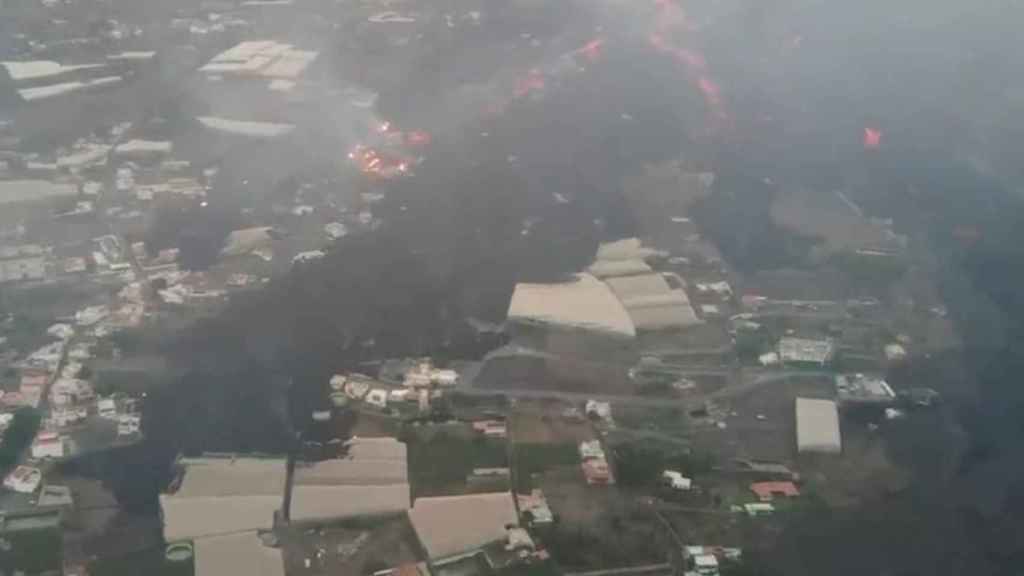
top-left (778, 337), bottom-right (834, 367)
top-left (408, 492), bottom-right (518, 561)
top-left (0, 244), bottom-right (46, 283)
top-left (795, 398), bottom-right (841, 454)
top-left (161, 438), bottom-right (410, 542)
top-left (0, 180), bottom-right (77, 207)
top-left (507, 273), bottom-right (636, 338)
top-left (835, 373), bottom-right (896, 405)
top-left (193, 531), bottom-right (284, 576)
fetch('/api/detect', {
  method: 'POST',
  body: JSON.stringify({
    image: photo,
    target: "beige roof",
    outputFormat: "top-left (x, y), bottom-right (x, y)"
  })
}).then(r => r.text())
top-left (587, 258), bottom-right (652, 278)
top-left (161, 494), bottom-right (279, 541)
top-left (795, 398), bottom-right (841, 453)
top-left (408, 492), bottom-right (518, 560)
top-left (193, 532), bottom-right (284, 576)
top-left (605, 273), bottom-right (701, 330)
top-left (1, 61), bottom-right (105, 81)
top-left (174, 457), bottom-right (285, 497)
top-left (199, 41), bottom-right (318, 79)
top-left (295, 459), bottom-right (407, 485)
top-left (0, 180), bottom-right (78, 205)
top-left (594, 237), bottom-right (664, 261)
top-left (507, 273), bottom-right (635, 338)
top-left (290, 484), bottom-right (409, 523)
top-left (197, 117), bottom-right (295, 138)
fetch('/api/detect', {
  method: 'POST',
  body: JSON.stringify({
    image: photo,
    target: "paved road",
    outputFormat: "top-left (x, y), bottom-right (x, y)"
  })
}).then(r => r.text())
top-left (456, 369), bottom-right (832, 409)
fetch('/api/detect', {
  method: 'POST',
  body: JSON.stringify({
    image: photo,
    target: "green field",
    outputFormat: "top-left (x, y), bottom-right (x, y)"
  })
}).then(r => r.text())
top-left (405, 424), bottom-right (508, 497)
top-left (512, 443), bottom-right (579, 492)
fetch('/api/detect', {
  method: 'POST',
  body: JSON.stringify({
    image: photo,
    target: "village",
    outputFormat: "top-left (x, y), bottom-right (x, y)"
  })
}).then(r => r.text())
top-left (0, 0), bottom-right (963, 573)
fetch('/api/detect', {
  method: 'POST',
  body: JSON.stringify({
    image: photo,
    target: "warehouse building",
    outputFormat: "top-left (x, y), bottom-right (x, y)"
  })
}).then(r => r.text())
top-left (795, 398), bottom-right (841, 454)
top-left (507, 273), bottom-right (636, 338)
top-left (160, 437), bottom-right (410, 542)
top-left (604, 272), bottom-right (701, 330)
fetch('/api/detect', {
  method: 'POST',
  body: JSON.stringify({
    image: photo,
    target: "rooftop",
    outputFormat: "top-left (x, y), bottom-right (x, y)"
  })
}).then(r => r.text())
top-left (778, 337), bottom-right (834, 365)
top-left (162, 439), bottom-right (410, 541)
top-left (835, 373), bottom-right (895, 404)
top-left (193, 531), bottom-right (283, 576)
top-left (0, 180), bottom-right (77, 205)
top-left (199, 41), bottom-right (318, 80)
top-left (197, 116), bottom-right (296, 138)
top-left (507, 273), bottom-right (636, 338)
top-left (795, 398), bottom-right (841, 454)
top-left (408, 492), bottom-right (518, 561)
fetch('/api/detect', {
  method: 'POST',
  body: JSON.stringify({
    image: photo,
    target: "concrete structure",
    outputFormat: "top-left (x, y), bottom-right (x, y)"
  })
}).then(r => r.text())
top-left (587, 258), bottom-right (652, 278)
top-left (193, 531), bottom-right (284, 576)
top-left (197, 117), bottom-right (296, 138)
top-left (507, 273), bottom-right (636, 338)
top-left (795, 398), bottom-right (841, 454)
top-left (835, 373), bottom-right (895, 406)
top-left (603, 272), bottom-right (701, 330)
top-left (692, 554), bottom-right (719, 576)
top-left (4, 466), bottom-right (42, 493)
top-left (0, 244), bottom-right (45, 283)
top-left (408, 492), bottom-right (518, 561)
top-left (113, 139), bottom-right (172, 160)
top-left (199, 41), bottom-right (318, 82)
top-left (778, 337), bottom-right (834, 367)
top-left (161, 438), bottom-right (410, 542)
top-left (516, 490), bottom-right (554, 525)
top-left (31, 432), bottom-right (69, 459)
top-left (37, 485), bottom-right (73, 509)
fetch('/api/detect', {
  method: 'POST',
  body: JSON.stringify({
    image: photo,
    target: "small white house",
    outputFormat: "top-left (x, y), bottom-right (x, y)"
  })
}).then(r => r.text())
top-left (365, 389), bottom-right (388, 409)
top-left (31, 432), bottom-right (68, 459)
top-left (662, 470), bottom-right (692, 490)
top-left (693, 554), bottom-right (719, 576)
top-left (98, 398), bottom-right (117, 419)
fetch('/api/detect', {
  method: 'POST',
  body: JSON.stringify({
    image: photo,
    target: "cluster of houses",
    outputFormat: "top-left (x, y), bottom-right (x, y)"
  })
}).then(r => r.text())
top-left (328, 361), bottom-right (459, 415)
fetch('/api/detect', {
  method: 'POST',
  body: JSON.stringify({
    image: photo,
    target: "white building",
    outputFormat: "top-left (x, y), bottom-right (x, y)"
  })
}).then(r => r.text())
top-left (778, 337), bottom-right (834, 367)
top-left (365, 389), bottom-right (388, 409)
top-left (662, 470), bottom-right (692, 490)
top-left (795, 398), bottom-right (841, 454)
top-left (4, 465), bottom-right (42, 493)
top-left (98, 397), bottom-right (118, 419)
top-left (692, 554), bottom-right (719, 576)
top-left (31, 432), bottom-right (68, 459)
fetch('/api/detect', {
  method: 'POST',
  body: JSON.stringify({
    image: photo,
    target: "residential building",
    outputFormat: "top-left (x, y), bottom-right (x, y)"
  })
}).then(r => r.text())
top-left (835, 373), bottom-right (895, 406)
top-left (749, 481), bottom-right (800, 501)
top-left (662, 470), bottom-right (692, 490)
top-left (4, 465), bottom-right (42, 493)
top-left (778, 337), bottom-right (834, 367)
top-left (31, 432), bottom-right (69, 459)
top-left (516, 490), bottom-right (554, 525)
